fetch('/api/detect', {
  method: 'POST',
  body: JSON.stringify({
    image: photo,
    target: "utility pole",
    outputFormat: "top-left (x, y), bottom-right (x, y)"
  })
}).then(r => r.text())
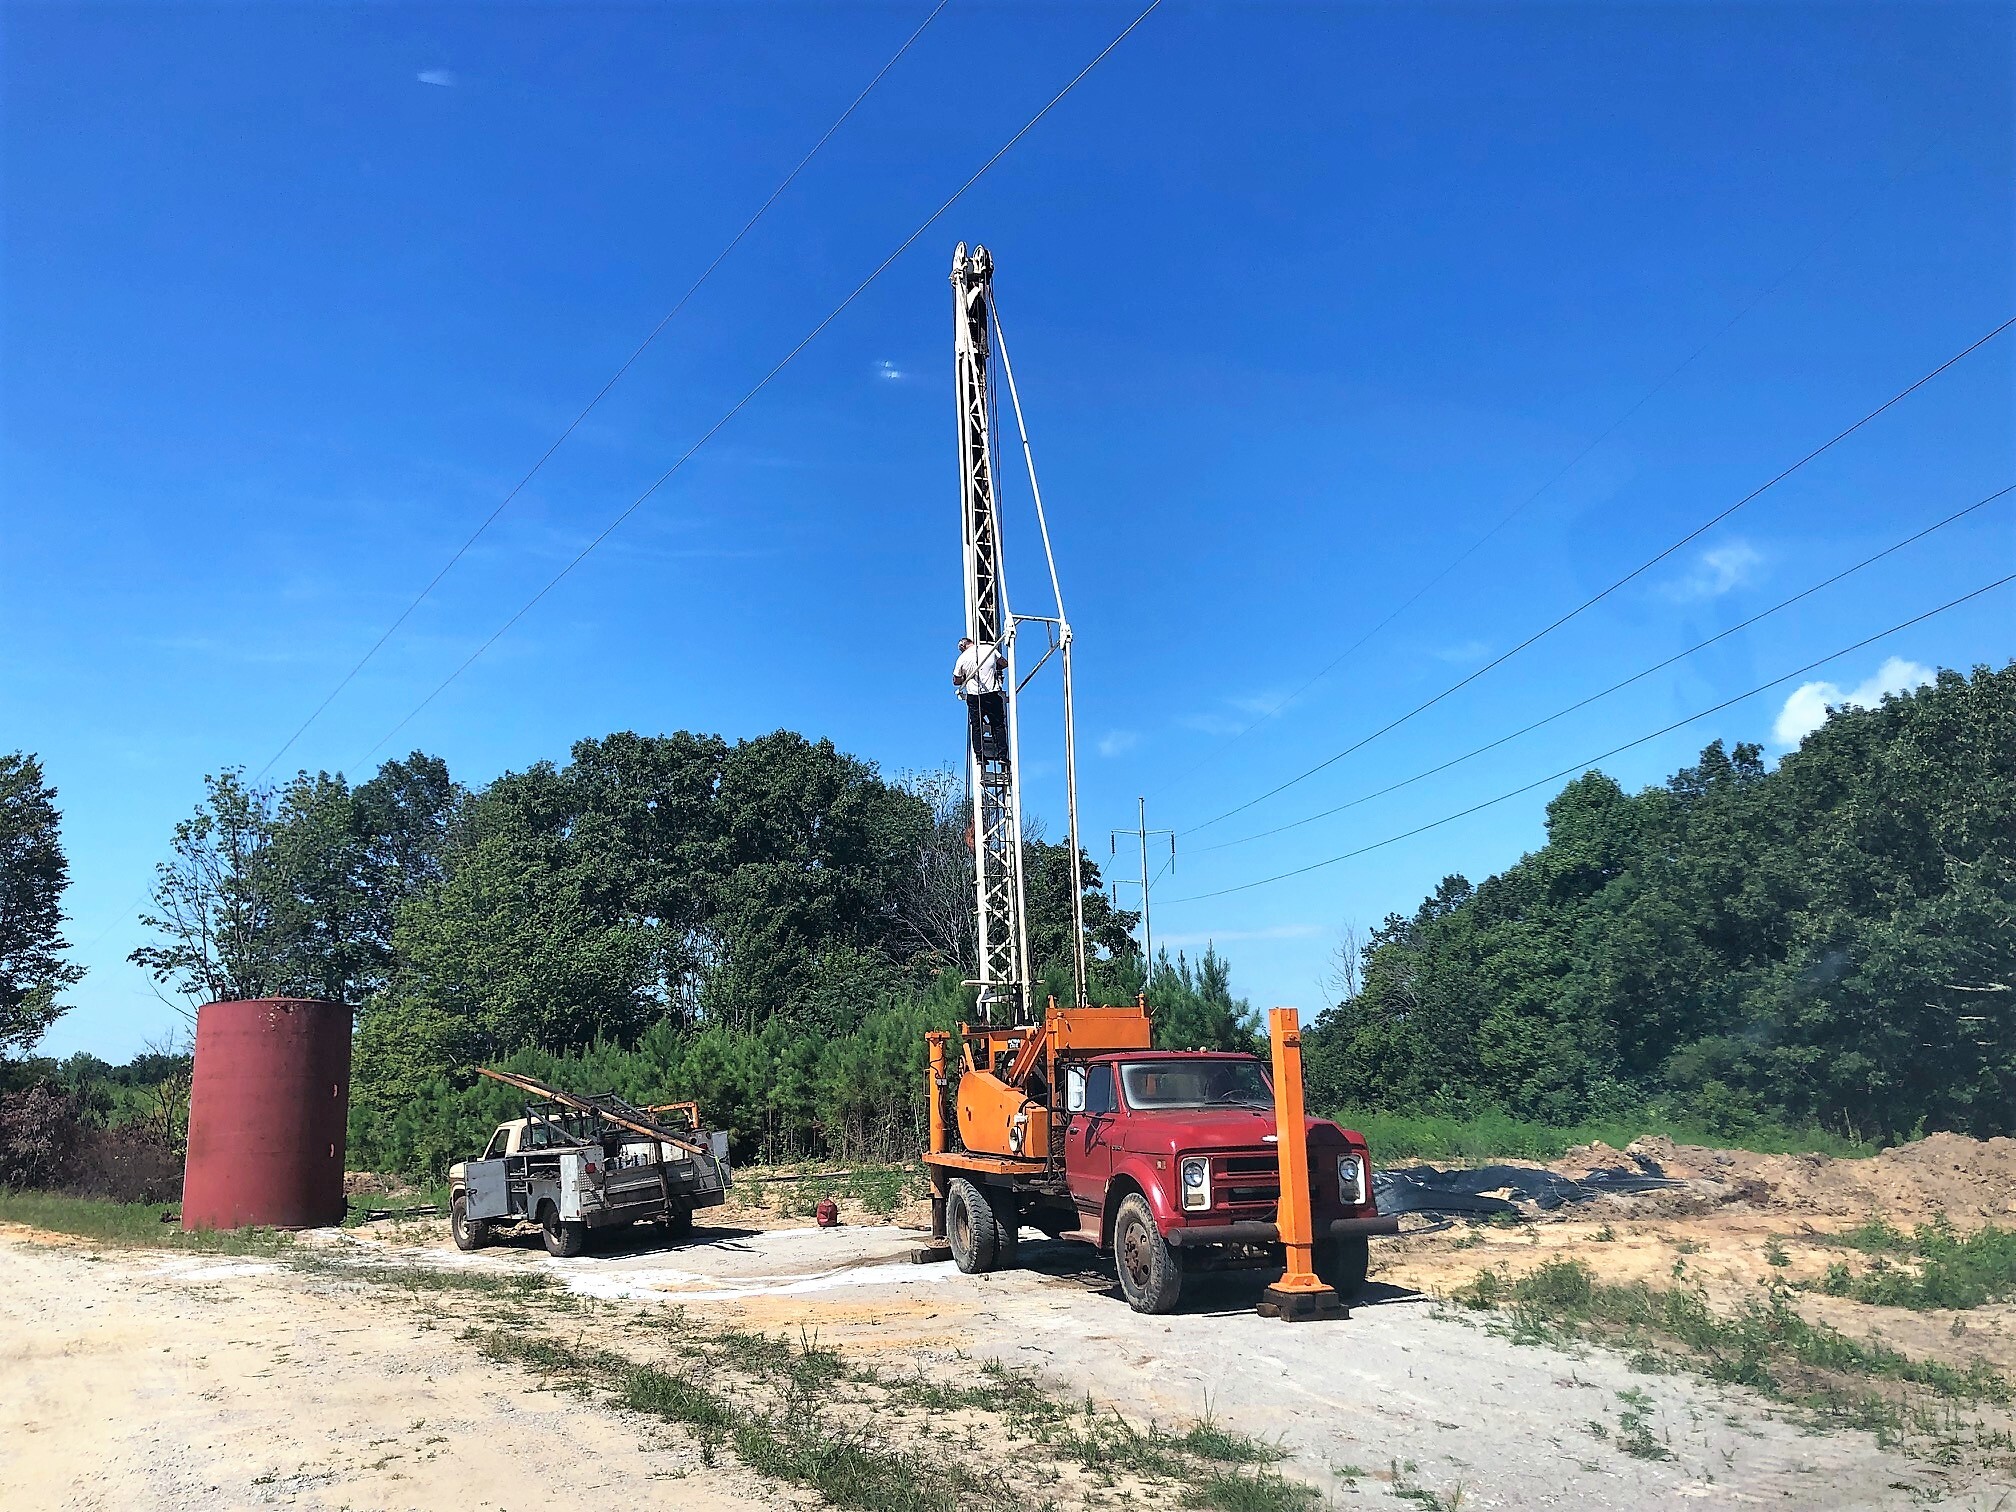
top-left (1110, 797), bottom-right (1174, 1000)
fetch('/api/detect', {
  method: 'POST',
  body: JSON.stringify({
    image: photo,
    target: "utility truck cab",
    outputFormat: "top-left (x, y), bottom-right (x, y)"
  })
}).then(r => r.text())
top-left (923, 1003), bottom-right (1395, 1314)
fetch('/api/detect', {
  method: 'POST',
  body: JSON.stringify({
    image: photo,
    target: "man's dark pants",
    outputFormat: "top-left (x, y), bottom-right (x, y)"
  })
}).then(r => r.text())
top-left (967, 692), bottom-right (1007, 761)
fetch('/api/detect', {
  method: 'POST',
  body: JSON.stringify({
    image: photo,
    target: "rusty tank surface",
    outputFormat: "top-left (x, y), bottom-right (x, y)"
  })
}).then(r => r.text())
top-left (181, 997), bottom-right (352, 1231)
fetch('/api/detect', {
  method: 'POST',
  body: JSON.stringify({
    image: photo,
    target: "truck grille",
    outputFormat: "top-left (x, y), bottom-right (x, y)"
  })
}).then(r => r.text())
top-left (1217, 1155), bottom-right (1278, 1177)
top-left (1214, 1153), bottom-right (1279, 1206)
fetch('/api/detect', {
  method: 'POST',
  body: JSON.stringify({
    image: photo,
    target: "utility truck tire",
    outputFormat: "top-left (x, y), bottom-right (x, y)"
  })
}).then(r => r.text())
top-left (1317, 1236), bottom-right (1370, 1299)
top-left (662, 1203), bottom-right (694, 1242)
top-left (987, 1188), bottom-right (1022, 1269)
top-left (450, 1194), bottom-right (488, 1252)
top-left (540, 1205), bottom-right (586, 1258)
top-left (1112, 1193), bottom-right (1182, 1314)
top-left (946, 1178), bottom-right (1001, 1273)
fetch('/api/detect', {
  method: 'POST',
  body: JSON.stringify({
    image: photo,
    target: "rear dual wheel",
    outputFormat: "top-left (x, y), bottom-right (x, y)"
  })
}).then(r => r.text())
top-left (540, 1205), bottom-right (586, 1258)
top-left (946, 1178), bottom-right (1021, 1274)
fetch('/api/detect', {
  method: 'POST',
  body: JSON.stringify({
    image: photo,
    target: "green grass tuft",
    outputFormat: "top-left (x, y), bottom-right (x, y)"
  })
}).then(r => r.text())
top-left (0, 1190), bottom-right (296, 1253)
top-left (1815, 1219), bottom-right (2016, 1312)
top-left (1185, 1466), bottom-right (1323, 1511)
top-left (1452, 1258), bottom-right (2013, 1411)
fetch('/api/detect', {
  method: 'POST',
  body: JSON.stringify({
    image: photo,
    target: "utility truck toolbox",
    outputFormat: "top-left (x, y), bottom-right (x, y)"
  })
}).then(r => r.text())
top-left (448, 1068), bottom-right (731, 1259)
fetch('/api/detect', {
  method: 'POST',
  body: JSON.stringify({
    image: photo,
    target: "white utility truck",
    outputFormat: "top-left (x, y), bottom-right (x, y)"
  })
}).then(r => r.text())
top-left (448, 1069), bottom-right (730, 1257)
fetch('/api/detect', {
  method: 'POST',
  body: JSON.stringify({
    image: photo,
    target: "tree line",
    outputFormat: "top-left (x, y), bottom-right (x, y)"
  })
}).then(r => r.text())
top-left (8, 660), bottom-right (2005, 1184)
top-left (1304, 664), bottom-right (2016, 1143)
top-left (113, 729), bottom-right (1261, 1170)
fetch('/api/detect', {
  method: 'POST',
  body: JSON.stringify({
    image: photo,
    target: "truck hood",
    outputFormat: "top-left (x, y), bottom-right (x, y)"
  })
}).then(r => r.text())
top-left (1116, 1106), bottom-right (1355, 1155)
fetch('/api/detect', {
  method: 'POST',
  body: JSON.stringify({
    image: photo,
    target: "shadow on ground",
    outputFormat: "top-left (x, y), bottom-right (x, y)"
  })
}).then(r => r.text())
top-left (476, 1221), bottom-right (767, 1258)
top-left (1011, 1237), bottom-right (1427, 1316)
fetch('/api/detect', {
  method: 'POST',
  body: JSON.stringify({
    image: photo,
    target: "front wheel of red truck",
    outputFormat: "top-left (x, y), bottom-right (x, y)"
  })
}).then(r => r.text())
top-left (1112, 1193), bottom-right (1183, 1314)
top-left (1317, 1235), bottom-right (1370, 1299)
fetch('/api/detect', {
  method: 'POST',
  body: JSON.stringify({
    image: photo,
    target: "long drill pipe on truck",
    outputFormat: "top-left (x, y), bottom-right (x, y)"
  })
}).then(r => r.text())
top-left (476, 1066), bottom-right (708, 1158)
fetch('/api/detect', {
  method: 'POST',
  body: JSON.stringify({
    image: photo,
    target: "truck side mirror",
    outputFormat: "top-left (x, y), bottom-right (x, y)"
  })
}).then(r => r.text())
top-left (1064, 1065), bottom-right (1087, 1114)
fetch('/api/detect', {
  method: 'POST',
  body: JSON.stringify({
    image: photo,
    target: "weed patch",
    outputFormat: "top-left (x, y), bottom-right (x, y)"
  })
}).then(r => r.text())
top-left (0, 1190), bottom-right (294, 1254)
top-left (477, 1329), bottom-right (959, 1511)
top-left (1452, 1259), bottom-right (2010, 1406)
top-left (1450, 1257), bottom-right (2016, 1473)
top-left (1814, 1220), bottom-right (2016, 1311)
top-left (1186, 1466), bottom-right (1322, 1510)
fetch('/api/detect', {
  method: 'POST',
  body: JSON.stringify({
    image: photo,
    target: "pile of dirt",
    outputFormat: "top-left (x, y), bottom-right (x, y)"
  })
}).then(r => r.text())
top-left (1552, 1132), bottom-right (2016, 1227)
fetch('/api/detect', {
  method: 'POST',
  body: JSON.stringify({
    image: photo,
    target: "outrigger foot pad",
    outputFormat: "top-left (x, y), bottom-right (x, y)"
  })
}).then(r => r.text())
top-left (1257, 1284), bottom-right (1346, 1321)
top-left (910, 1243), bottom-right (954, 1264)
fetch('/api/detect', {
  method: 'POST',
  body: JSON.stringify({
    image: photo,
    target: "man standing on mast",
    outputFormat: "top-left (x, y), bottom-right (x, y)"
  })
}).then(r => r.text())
top-left (953, 635), bottom-right (1007, 762)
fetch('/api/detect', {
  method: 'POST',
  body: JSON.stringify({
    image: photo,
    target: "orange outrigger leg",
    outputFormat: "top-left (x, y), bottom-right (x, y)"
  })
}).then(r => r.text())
top-left (1258, 1007), bottom-right (1346, 1321)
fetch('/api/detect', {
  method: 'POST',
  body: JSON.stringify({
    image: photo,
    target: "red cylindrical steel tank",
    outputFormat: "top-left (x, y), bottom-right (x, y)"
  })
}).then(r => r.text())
top-left (182, 997), bottom-right (351, 1231)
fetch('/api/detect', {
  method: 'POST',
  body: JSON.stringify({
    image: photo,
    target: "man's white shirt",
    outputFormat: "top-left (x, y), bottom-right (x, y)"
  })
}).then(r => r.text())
top-left (954, 643), bottom-right (1003, 696)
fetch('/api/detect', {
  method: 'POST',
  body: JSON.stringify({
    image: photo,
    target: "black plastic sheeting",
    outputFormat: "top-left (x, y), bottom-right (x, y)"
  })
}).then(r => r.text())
top-left (1373, 1163), bottom-right (1683, 1217)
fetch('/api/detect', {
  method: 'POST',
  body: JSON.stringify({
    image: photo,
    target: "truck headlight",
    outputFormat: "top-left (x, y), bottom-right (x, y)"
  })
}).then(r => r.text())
top-left (1180, 1156), bottom-right (1210, 1211)
top-left (1337, 1151), bottom-right (1367, 1206)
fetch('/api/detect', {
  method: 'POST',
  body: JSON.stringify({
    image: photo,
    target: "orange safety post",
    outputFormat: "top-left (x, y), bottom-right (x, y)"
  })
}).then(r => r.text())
top-left (925, 1031), bottom-right (950, 1243)
top-left (1258, 1007), bottom-right (1345, 1321)
top-left (925, 1031), bottom-right (949, 1157)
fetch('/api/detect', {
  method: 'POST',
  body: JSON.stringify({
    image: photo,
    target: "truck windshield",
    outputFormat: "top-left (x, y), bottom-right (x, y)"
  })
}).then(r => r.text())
top-left (1120, 1061), bottom-right (1271, 1109)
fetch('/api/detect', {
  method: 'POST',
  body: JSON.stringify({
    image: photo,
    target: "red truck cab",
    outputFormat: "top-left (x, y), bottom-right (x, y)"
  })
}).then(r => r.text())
top-left (1052, 1051), bottom-right (1383, 1310)
top-left (927, 1032), bottom-right (1394, 1314)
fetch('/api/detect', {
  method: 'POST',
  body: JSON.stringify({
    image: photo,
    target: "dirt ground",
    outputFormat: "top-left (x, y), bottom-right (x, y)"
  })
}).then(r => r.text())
top-left (1373, 1133), bottom-right (2016, 1380)
top-left (4, 1136), bottom-right (2014, 1512)
top-left (0, 1229), bottom-right (791, 1512)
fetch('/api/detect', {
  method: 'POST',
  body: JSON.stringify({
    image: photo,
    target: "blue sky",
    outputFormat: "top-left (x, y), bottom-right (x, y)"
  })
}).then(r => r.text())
top-left (5, 2), bottom-right (2010, 1061)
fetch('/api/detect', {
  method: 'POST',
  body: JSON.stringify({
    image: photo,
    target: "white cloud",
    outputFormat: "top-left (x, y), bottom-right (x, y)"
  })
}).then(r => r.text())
top-left (1667, 539), bottom-right (1764, 601)
top-left (1773, 655), bottom-right (1933, 747)
top-left (1178, 712), bottom-right (1246, 737)
top-left (1228, 691), bottom-right (1289, 717)
top-left (417, 69), bottom-right (457, 87)
top-left (1096, 730), bottom-right (1138, 758)
top-left (1430, 638), bottom-right (1491, 664)
top-left (876, 359), bottom-right (903, 381)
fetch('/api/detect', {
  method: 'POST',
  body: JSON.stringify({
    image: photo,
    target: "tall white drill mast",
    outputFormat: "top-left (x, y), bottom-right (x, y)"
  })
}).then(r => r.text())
top-left (952, 243), bottom-right (1089, 1023)
top-left (953, 243), bottom-right (1033, 1022)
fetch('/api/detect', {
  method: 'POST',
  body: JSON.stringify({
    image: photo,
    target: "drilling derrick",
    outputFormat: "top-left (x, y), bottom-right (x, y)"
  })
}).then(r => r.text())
top-left (952, 243), bottom-right (1032, 1023)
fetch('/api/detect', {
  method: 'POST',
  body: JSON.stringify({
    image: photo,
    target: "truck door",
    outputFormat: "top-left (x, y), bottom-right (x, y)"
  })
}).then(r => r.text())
top-left (465, 1158), bottom-right (510, 1221)
top-left (1063, 1062), bottom-right (1120, 1224)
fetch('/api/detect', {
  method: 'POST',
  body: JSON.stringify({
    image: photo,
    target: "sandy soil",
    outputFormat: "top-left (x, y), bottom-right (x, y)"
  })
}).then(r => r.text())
top-left (0, 1228), bottom-right (791, 1512)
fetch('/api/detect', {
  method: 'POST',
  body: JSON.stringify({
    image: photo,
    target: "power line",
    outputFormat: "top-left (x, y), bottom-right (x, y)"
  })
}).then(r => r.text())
top-left (1147, 130), bottom-right (1951, 813)
top-left (250, 0), bottom-right (954, 783)
top-left (1164, 573), bottom-right (2016, 904)
top-left (1180, 314), bottom-right (2016, 836)
top-left (1195, 481), bottom-right (2015, 855)
top-left (355, 0), bottom-right (1167, 766)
